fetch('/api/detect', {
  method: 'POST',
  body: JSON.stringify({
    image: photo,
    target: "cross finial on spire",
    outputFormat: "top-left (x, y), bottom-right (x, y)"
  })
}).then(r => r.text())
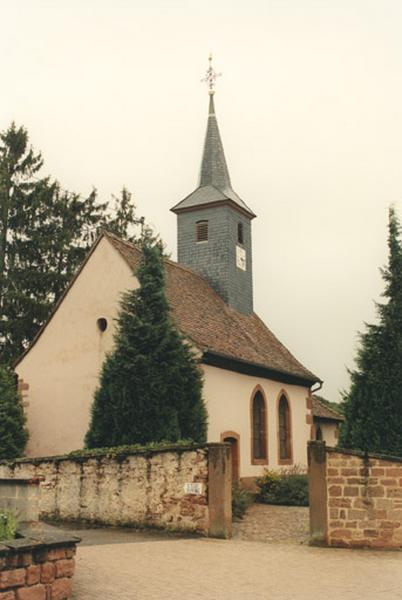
top-left (201, 54), bottom-right (221, 95)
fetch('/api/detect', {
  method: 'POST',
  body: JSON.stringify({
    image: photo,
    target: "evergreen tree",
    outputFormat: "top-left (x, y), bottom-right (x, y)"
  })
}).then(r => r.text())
top-left (0, 365), bottom-right (28, 459)
top-left (0, 123), bottom-right (153, 364)
top-left (85, 242), bottom-right (207, 448)
top-left (339, 207), bottom-right (402, 454)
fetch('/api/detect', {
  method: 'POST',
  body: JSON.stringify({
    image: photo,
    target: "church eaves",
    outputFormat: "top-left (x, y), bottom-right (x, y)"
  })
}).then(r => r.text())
top-left (171, 94), bottom-right (256, 219)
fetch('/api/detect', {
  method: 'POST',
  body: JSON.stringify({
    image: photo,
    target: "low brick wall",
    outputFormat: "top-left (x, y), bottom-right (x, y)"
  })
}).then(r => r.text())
top-left (0, 522), bottom-right (79, 599)
top-left (308, 441), bottom-right (402, 548)
top-left (0, 444), bottom-right (231, 539)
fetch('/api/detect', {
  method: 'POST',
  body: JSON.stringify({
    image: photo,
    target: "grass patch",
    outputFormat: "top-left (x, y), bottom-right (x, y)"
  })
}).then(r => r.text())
top-left (0, 511), bottom-right (17, 541)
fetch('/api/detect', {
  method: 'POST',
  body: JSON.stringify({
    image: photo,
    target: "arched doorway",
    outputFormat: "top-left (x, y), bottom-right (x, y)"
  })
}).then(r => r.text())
top-left (221, 431), bottom-right (240, 482)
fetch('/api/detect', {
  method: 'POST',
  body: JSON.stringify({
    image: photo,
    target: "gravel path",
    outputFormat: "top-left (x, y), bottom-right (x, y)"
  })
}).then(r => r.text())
top-left (233, 503), bottom-right (309, 544)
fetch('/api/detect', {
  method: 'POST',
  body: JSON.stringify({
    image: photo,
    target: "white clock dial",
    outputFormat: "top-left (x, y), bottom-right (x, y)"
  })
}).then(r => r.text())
top-left (236, 245), bottom-right (246, 271)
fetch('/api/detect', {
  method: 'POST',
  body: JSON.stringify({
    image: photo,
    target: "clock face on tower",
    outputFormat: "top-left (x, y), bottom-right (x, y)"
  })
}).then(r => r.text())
top-left (236, 245), bottom-right (246, 271)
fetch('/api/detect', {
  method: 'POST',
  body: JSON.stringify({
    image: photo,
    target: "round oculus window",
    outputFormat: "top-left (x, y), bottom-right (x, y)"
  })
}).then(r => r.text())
top-left (97, 318), bottom-right (108, 332)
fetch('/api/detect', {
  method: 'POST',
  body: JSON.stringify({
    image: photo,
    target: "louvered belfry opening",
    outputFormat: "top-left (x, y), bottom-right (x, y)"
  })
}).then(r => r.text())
top-left (196, 220), bottom-right (208, 242)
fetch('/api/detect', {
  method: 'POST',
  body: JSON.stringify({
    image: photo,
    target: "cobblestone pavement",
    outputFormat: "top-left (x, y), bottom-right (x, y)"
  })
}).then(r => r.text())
top-left (232, 503), bottom-right (309, 544)
top-left (72, 537), bottom-right (402, 600)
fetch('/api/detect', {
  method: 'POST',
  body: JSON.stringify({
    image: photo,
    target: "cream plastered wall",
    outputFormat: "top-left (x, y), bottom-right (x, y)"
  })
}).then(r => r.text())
top-left (203, 364), bottom-right (311, 478)
top-left (17, 237), bottom-right (137, 457)
top-left (317, 422), bottom-right (339, 448)
top-left (17, 236), bottom-right (312, 470)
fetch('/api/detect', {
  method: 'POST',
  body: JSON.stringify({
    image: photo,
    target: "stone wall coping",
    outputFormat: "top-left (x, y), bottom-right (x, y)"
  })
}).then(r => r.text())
top-left (0, 442), bottom-right (230, 466)
top-left (0, 522), bottom-right (80, 557)
top-left (308, 440), bottom-right (402, 464)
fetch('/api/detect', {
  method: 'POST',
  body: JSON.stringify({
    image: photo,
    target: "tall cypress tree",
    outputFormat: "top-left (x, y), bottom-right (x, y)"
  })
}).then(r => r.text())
top-left (85, 242), bottom-right (207, 448)
top-left (339, 207), bottom-right (402, 454)
top-left (0, 365), bottom-right (28, 459)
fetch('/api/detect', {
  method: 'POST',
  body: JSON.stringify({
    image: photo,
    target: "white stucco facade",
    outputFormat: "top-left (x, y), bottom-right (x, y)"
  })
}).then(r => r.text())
top-left (204, 365), bottom-right (311, 477)
top-left (17, 236), bottom-right (313, 476)
top-left (17, 237), bottom-right (137, 457)
top-left (315, 421), bottom-right (340, 448)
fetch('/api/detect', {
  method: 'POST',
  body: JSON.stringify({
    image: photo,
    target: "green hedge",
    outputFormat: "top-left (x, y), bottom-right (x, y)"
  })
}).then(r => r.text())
top-left (256, 467), bottom-right (309, 507)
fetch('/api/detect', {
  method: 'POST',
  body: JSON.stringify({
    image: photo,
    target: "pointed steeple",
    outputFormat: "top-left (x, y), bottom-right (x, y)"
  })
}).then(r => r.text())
top-left (171, 59), bottom-right (255, 219)
top-left (199, 94), bottom-right (232, 190)
top-left (172, 57), bottom-right (255, 315)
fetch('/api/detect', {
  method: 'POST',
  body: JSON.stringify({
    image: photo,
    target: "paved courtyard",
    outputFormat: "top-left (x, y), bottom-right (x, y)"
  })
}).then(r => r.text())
top-left (67, 505), bottom-right (402, 599)
top-left (233, 503), bottom-right (309, 544)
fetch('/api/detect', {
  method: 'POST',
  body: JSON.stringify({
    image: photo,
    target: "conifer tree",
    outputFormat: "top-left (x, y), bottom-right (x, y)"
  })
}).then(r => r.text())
top-left (0, 365), bottom-right (28, 459)
top-left (85, 242), bottom-right (207, 448)
top-left (339, 207), bottom-right (402, 454)
top-left (0, 123), bottom-right (153, 364)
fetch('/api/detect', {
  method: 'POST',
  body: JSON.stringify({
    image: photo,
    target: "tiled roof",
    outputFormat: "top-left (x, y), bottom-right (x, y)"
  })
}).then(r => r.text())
top-left (106, 232), bottom-right (320, 386)
top-left (312, 396), bottom-right (344, 422)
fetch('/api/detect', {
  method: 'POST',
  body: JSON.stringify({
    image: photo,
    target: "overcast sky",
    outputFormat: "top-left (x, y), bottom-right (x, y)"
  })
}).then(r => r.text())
top-left (2, 0), bottom-right (402, 401)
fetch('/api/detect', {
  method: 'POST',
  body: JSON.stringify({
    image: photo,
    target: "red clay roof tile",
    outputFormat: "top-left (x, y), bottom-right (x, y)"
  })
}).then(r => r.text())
top-left (105, 232), bottom-right (320, 385)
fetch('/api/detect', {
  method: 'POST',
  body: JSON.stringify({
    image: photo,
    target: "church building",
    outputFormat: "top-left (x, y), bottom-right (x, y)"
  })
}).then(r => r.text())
top-left (15, 63), bottom-right (321, 482)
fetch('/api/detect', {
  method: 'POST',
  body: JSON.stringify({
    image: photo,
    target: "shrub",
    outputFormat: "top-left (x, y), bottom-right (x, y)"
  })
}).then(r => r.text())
top-left (0, 511), bottom-right (17, 541)
top-left (232, 484), bottom-right (253, 520)
top-left (0, 365), bottom-right (28, 459)
top-left (256, 466), bottom-right (309, 507)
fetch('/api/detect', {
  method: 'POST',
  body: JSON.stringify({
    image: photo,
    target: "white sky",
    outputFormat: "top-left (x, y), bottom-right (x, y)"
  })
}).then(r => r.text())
top-left (2, 0), bottom-right (402, 401)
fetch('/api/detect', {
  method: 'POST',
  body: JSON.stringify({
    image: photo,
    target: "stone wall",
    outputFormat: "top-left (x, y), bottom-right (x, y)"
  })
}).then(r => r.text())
top-left (0, 444), bottom-right (231, 539)
top-left (0, 523), bottom-right (79, 600)
top-left (308, 441), bottom-right (402, 548)
top-left (0, 480), bottom-right (40, 522)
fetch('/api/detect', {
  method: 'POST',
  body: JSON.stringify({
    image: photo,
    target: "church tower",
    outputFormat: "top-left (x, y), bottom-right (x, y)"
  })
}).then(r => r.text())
top-left (171, 58), bottom-right (256, 315)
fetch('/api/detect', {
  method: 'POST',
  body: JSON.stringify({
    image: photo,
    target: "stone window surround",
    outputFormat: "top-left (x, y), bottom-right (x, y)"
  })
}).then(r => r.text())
top-left (277, 390), bottom-right (293, 465)
top-left (250, 385), bottom-right (268, 466)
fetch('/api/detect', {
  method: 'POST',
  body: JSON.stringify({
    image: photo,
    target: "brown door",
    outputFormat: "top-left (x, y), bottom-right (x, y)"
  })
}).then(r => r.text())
top-left (223, 436), bottom-right (240, 482)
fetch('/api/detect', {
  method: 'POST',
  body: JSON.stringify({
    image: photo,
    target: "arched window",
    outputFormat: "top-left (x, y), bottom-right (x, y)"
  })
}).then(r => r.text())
top-left (315, 425), bottom-right (323, 441)
top-left (196, 220), bottom-right (208, 242)
top-left (251, 390), bottom-right (267, 463)
top-left (237, 222), bottom-right (244, 245)
top-left (278, 394), bottom-right (292, 462)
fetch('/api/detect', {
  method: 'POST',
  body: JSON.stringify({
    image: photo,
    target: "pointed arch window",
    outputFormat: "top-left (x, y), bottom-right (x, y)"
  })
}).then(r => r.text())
top-left (251, 390), bottom-right (267, 464)
top-left (196, 220), bottom-right (208, 242)
top-left (278, 394), bottom-right (292, 462)
top-left (315, 425), bottom-right (323, 441)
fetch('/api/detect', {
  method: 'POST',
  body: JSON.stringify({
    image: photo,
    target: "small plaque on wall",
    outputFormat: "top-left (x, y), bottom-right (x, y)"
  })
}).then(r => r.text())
top-left (184, 482), bottom-right (203, 495)
top-left (236, 245), bottom-right (246, 271)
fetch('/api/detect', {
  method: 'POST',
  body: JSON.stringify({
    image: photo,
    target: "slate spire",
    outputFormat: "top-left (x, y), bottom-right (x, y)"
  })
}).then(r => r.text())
top-left (199, 94), bottom-right (232, 190)
top-left (171, 57), bottom-right (255, 315)
top-left (171, 58), bottom-right (255, 219)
